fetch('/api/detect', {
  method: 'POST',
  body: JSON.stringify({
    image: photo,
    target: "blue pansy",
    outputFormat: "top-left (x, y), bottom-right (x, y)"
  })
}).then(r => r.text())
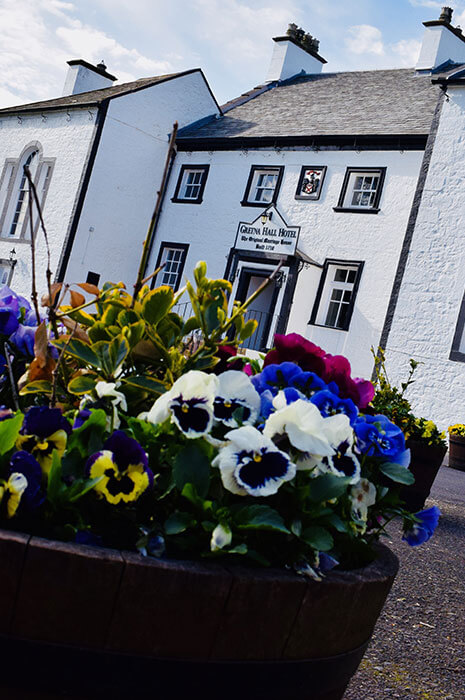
top-left (9, 325), bottom-right (36, 357)
top-left (354, 414), bottom-right (406, 462)
top-left (310, 389), bottom-right (358, 425)
top-left (0, 306), bottom-right (19, 336)
top-left (252, 362), bottom-right (304, 396)
top-left (402, 506), bottom-right (440, 546)
top-left (292, 371), bottom-right (327, 398)
top-left (9, 451), bottom-right (44, 510)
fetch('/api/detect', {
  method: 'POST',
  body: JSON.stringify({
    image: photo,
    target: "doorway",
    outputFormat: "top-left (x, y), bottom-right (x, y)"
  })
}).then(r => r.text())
top-left (234, 267), bottom-right (281, 350)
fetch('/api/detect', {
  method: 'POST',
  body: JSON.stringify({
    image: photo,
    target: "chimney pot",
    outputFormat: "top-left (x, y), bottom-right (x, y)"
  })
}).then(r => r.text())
top-left (439, 6), bottom-right (453, 23)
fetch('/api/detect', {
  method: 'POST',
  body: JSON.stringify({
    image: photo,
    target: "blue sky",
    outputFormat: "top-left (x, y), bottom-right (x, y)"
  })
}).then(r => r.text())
top-left (1, 0), bottom-right (465, 108)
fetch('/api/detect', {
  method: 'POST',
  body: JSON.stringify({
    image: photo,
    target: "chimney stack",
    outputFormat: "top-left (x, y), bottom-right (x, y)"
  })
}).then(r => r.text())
top-left (266, 24), bottom-right (326, 83)
top-left (62, 59), bottom-right (117, 96)
top-left (416, 7), bottom-right (465, 72)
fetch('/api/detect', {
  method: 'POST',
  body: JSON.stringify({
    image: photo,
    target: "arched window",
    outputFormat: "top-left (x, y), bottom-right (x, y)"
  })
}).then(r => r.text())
top-left (8, 149), bottom-right (39, 237)
top-left (0, 143), bottom-right (55, 240)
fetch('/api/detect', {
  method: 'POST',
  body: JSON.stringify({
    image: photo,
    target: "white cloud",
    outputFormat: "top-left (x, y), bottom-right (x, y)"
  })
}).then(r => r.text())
top-left (390, 38), bottom-right (422, 66)
top-left (346, 25), bottom-right (385, 56)
top-left (409, 1), bottom-right (444, 8)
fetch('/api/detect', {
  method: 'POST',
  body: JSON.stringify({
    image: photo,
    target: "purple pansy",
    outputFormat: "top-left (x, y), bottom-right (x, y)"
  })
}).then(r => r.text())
top-left (9, 451), bottom-right (44, 510)
top-left (310, 389), bottom-right (358, 425)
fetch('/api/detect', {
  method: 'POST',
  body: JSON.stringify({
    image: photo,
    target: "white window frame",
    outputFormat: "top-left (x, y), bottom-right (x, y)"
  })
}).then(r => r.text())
top-left (0, 259), bottom-right (14, 286)
top-left (335, 167), bottom-right (386, 214)
top-left (310, 261), bottom-right (363, 331)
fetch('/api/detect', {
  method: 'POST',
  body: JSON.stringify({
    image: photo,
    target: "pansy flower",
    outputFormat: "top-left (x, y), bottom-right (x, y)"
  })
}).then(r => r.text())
top-left (16, 406), bottom-right (72, 474)
top-left (310, 389), bottom-right (358, 425)
top-left (213, 425), bottom-right (296, 497)
top-left (263, 334), bottom-right (327, 376)
top-left (350, 478), bottom-right (377, 528)
top-left (354, 414), bottom-right (409, 466)
top-left (9, 451), bottom-right (44, 510)
top-left (213, 370), bottom-right (261, 427)
top-left (146, 370), bottom-right (219, 438)
top-left (402, 506), bottom-right (440, 546)
top-left (0, 473), bottom-right (28, 518)
top-left (263, 398), bottom-right (335, 465)
top-left (312, 414), bottom-right (360, 483)
top-left (86, 430), bottom-right (153, 505)
top-left (252, 362), bottom-right (305, 396)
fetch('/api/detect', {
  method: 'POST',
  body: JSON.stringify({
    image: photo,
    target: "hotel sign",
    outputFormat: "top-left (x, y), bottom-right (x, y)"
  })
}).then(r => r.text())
top-left (234, 205), bottom-right (300, 256)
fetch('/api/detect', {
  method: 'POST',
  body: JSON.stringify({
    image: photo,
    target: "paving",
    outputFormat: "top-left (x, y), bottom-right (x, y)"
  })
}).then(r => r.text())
top-left (344, 464), bottom-right (465, 700)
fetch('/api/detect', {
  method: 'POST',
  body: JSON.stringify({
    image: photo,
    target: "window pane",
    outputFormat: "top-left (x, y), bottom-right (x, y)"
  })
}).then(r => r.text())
top-left (343, 290), bottom-right (352, 302)
top-left (334, 269), bottom-right (347, 282)
top-left (325, 301), bottom-right (339, 327)
top-left (347, 270), bottom-right (356, 283)
top-left (331, 289), bottom-right (343, 301)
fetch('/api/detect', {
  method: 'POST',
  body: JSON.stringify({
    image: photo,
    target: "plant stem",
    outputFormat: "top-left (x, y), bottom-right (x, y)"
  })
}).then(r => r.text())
top-left (4, 342), bottom-right (20, 411)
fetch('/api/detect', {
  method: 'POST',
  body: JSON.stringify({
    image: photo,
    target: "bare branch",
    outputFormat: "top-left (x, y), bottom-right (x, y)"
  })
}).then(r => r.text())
top-left (50, 325), bottom-right (75, 408)
top-left (3, 343), bottom-right (19, 411)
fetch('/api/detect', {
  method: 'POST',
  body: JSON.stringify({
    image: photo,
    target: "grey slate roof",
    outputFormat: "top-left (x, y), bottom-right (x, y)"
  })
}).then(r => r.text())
top-left (179, 69), bottom-right (441, 140)
top-left (0, 69), bottom-right (199, 115)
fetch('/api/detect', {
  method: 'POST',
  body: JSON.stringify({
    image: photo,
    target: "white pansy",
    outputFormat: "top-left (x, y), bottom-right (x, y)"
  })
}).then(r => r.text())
top-left (213, 425), bottom-right (296, 497)
top-left (95, 381), bottom-right (128, 411)
top-left (146, 371), bottom-right (219, 438)
top-left (213, 370), bottom-right (261, 427)
top-left (263, 399), bottom-right (335, 468)
top-left (351, 478), bottom-right (377, 524)
top-left (210, 523), bottom-right (232, 552)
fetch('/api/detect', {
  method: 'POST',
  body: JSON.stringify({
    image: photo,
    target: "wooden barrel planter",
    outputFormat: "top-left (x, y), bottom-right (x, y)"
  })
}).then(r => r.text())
top-left (401, 439), bottom-right (447, 512)
top-left (0, 529), bottom-right (399, 700)
top-left (449, 433), bottom-right (465, 471)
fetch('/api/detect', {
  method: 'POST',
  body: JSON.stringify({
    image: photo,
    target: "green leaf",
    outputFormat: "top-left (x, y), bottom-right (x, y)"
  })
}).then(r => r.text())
top-left (121, 375), bottom-right (166, 395)
top-left (88, 322), bottom-right (112, 343)
top-left (174, 444), bottom-right (211, 499)
top-left (19, 380), bottom-right (52, 395)
top-left (142, 287), bottom-right (174, 326)
top-left (183, 316), bottom-right (200, 335)
top-left (326, 513), bottom-right (349, 533)
top-left (302, 526), bottom-right (334, 551)
top-left (93, 336), bottom-right (129, 377)
top-left (66, 409), bottom-right (107, 459)
top-left (240, 319), bottom-right (258, 341)
top-left (379, 462), bottom-right (415, 485)
top-left (121, 320), bottom-right (146, 348)
top-left (47, 450), bottom-right (64, 505)
top-left (54, 338), bottom-right (101, 369)
top-left (164, 511), bottom-right (197, 535)
top-left (181, 483), bottom-right (213, 512)
top-left (235, 505), bottom-right (290, 534)
top-left (307, 474), bottom-right (352, 502)
top-left (67, 476), bottom-right (103, 502)
top-left (193, 261), bottom-right (207, 286)
top-left (0, 413), bottom-right (24, 456)
top-left (67, 374), bottom-right (98, 395)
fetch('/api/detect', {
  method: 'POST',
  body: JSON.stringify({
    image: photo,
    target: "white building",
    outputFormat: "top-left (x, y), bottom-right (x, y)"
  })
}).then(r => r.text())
top-left (1, 8), bottom-right (465, 426)
top-left (0, 60), bottom-right (219, 293)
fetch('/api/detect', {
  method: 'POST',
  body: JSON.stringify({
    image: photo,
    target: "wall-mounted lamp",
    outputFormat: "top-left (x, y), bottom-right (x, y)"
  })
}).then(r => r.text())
top-left (260, 211), bottom-right (273, 225)
top-left (9, 249), bottom-right (17, 266)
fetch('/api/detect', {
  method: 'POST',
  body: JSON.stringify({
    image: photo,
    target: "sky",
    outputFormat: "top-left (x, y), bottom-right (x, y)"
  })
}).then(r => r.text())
top-left (1, 0), bottom-right (465, 109)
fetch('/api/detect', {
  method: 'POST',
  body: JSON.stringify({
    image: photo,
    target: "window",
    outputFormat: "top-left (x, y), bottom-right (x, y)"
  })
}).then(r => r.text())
top-left (450, 289), bottom-right (465, 362)
top-left (310, 260), bottom-right (364, 331)
top-left (0, 143), bottom-right (55, 239)
top-left (295, 166), bottom-right (327, 201)
top-left (86, 271), bottom-right (100, 286)
top-left (154, 243), bottom-right (189, 292)
top-left (334, 167), bottom-right (386, 214)
top-left (172, 165), bottom-right (209, 204)
top-left (0, 260), bottom-right (14, 286)
top-left (241, 165), bottom-right (284, 207)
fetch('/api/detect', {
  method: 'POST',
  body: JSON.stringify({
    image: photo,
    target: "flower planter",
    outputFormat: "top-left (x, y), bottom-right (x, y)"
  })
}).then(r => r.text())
top-left (0, 530), bottom-right (398, 700)
top-left (449, 433), bottom-right (465, 471)
top-left (400, 439), bottom-right (447, 512)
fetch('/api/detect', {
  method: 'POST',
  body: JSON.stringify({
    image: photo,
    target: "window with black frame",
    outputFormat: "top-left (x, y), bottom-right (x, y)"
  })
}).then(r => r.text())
top-left (154, 243), bottom-right (189, 292)
top-left (310, 260), bottom-right (364, 331)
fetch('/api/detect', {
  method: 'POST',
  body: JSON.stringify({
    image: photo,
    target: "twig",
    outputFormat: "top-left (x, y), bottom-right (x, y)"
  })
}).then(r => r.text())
top-left (50, 325), bottom-right (75, 408)
top-left (24, 166), bottom-right (59, 340)
top-left (139, 262), bottom-right (166, 287)
top-left (4, 343), bottom-right (20, 411)
top-left (26, 172), bottom-right (41, 325)
top-left (131, 122), bottom-right (178, 308)
top-left (54, 284), bottom-right (121, 319)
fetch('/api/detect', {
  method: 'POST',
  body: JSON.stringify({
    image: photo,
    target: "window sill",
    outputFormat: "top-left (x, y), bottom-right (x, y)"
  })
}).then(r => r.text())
top-left (240, 200), bottom-right (277, 208)
top-left (307, 321), bottom-right (349, 332)
top-left (0, 236), bottom-right (30, 244)
top-left (333, 207), bottom-right (380, 214)
top-left (171, 197), bottom-right (203, 204)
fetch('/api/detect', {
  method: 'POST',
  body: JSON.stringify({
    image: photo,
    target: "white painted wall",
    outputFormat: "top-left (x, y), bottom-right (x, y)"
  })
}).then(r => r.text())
top-left (64, 71), bottom-right (219, 290)
top-left (0, 109), bottom-right (96, 298)
top-left (62, 64), bottom-right (114, 96)
top-left (416, 25), bottom-right (465, 70)
top-left (266, 40), bottom-right (323, 81)
top-left (149, 147), bottom-right (423, 378)
top-left (385, 85), bottom-right (465, 428)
